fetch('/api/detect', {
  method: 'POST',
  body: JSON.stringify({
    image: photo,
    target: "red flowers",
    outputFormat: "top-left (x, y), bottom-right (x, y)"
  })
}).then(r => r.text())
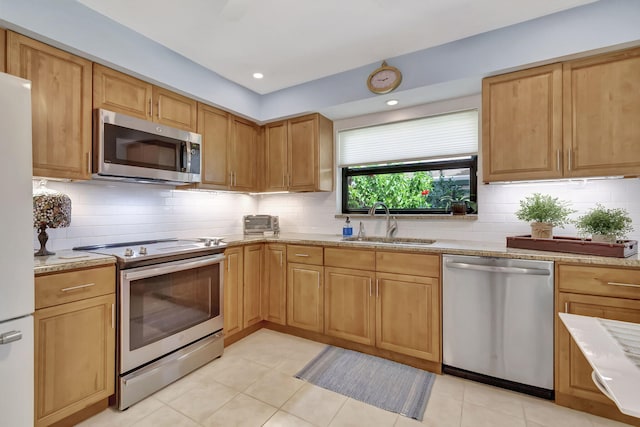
top-left (421, 189), bottom-right (430, 196)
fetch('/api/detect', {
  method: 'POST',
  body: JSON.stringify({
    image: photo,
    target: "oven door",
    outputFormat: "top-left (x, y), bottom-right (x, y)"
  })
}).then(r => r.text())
top-left (120, 254), bottom-right (224, 374)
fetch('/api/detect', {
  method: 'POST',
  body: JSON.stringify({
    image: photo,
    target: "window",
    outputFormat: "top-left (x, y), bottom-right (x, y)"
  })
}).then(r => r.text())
top-left (339, 110), bottom-right (478, 215)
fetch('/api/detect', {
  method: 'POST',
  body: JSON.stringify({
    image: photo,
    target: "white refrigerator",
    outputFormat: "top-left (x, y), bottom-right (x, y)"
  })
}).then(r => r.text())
top-left (0, 72), bottom-right (34, 426)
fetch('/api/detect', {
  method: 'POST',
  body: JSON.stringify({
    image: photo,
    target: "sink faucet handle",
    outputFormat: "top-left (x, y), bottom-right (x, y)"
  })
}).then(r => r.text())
top-left (357, 221), bottom-right (365, 240)
top-left (387, 217), bottom-right (398, 238)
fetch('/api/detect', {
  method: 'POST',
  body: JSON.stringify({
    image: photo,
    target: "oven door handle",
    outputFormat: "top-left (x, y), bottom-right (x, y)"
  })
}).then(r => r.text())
top-left (122, 254), bottom-right (225, 281)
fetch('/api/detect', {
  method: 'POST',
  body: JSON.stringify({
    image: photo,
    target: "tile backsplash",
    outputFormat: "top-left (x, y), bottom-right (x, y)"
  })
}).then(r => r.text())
top-left (37, 177), bottom-right (640, 251)
top-left (37, 180), bottom-right (258, 251)
top-left (258, 177), bottom-right (640, 244)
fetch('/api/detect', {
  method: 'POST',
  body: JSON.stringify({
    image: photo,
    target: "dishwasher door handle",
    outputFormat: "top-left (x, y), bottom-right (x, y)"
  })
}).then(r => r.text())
top-left (445, 261), bottom-right (551, 276)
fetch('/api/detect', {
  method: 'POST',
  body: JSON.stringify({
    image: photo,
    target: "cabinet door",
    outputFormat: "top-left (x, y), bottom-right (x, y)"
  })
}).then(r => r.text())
top-left (264, 244), bottom-right (287, 325)
top-left (376, 272), bottom-right (440, 361)
top-left (93, 64), bottom-right (152, 120)
top-left (152, 86), bottom-right (197, 131)
top-left (0, 29), bottom-right (5, 73)
top-left (557, 292), bottom-right (640, 404)
top-left (288, 115), bottom-right (317, 191)
top-left (197, 103), bottom-right (231, 188)
top-left (324, 267), bottom-right (375, 346)
top-left (7, 32), bottom-right (92, 180)
top-left (34, 294), bottom-right (115, 427)
top-left (243, 244), bottom-right (263, 328)
top-left (287, 263), bottom-right (323, 332)
top-left (264, 121), bottom-right (288, 191)
top-left (223, 247), bottom-right (244, 337)
top-left (482, 64), bottom-right (563, 182)
top-left (231, 116), bottom-right (257, 191)
top-left (563, 47), bottom-right (640, 177)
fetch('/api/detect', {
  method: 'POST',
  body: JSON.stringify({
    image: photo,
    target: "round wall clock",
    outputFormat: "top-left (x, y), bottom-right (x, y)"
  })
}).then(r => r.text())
top-left (367, 61), bottom-right (402, 94)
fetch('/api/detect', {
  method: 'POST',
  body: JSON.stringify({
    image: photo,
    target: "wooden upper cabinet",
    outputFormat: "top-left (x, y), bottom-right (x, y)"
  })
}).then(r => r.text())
top-left (93, 64), bottom-right (196, 131)
top-left (482, 63), bottom-right (563, 182)
top-left (563, 47), bottom-right (640, 177)
top-left (197, 103), bottom-right (231, 188)
top-left (93, 64), bottom-right (152, 120)
top-left (483, 46), bottom-right (640, 183)
top-left (7, 31), bottom-right (92, 180)
top-left (231, 116), bottom-right (258, 191)
top-left (264, 120), bottom-right (288, 191)
top-left (153, 86), bottom-right (197, 132)
top-left (263, 113), bottom-right (334, 192)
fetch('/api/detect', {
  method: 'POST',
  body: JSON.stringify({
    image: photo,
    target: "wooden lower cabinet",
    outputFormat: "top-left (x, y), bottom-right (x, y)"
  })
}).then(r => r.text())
top-left (324, 266), bottom-right (375, 346)
top-left (376, 272), bottom-right (440, 361)
top-left (34, 266), bottom-right (115, 427)
top-left (557, 292), bottom-right (640, 425)
top-left (243, 244), bottom-right (263, 328)
top-left (224, 247), bottom-right (244, 338)
top-left (556, 262), bottom-right (640, 426)
top-left (264, 244), bottom-right (287, 325)
top-left (287, 263), bottom-right (323, 332)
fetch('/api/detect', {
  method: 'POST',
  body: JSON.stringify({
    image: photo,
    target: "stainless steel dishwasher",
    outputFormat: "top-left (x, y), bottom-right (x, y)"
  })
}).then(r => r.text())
top-left (442, 254), bottom-right (554, 399)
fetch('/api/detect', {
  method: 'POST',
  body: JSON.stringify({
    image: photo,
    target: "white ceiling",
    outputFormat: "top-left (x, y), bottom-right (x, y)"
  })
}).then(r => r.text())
top-left (77, 0), bottom-right (596, 95)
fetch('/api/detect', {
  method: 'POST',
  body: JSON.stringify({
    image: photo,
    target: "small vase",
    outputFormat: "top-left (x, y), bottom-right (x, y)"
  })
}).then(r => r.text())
top-left (531, 222), bottom-right (553, 239)
top-left (591, 234), bottom-right (617, 244)
top-left (450, 201), bottom-right (467, 215)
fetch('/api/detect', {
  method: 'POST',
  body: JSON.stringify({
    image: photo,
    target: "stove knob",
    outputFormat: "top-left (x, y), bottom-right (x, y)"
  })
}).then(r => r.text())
top-left (139, 246), bottom-right (148, 255)
top-left (124, 248), bottom-right (134, 257)
top-left (204, 239), bottom-right (212, 247)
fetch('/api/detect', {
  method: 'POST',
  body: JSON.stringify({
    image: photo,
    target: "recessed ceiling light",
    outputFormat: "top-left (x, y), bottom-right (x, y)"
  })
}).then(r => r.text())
top-left (253, 72), bottom-right (264, 79)
top-left (386, 99), bottom-right (399, 106)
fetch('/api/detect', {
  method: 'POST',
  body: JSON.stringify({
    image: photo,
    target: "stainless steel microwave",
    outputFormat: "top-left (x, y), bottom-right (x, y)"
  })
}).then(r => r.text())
top-left (94, 109), bottom-right (202, 184)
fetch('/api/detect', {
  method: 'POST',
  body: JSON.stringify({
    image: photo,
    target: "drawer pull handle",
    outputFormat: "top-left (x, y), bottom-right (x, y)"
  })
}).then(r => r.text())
top-left (295, 253), bottom-right (310, 257)
top-left (60, 282), bottom-right (96, 292)
top-left (607, 281), bottom-right (640, 288)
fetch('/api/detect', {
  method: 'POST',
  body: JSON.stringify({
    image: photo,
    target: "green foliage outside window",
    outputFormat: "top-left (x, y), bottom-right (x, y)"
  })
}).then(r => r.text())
top-left (348, 171), bottom-right (434, 209)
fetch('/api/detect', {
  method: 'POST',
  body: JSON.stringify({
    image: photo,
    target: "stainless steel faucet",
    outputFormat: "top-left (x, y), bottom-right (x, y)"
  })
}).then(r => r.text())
top-left (368, 202), bottom-right (398, 238)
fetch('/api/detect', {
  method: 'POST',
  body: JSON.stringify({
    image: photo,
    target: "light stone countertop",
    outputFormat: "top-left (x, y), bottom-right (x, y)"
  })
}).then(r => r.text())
top-left (223, 233), bottom-right (640, 268)
top-left (34, 250), bottom-right (116, 275)
top-left (35, 233), bottom-right (640, 274)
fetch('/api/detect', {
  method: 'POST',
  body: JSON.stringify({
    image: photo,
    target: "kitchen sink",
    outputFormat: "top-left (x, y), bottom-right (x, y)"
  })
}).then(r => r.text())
top-left (342, 236), bottom-right (436, 246)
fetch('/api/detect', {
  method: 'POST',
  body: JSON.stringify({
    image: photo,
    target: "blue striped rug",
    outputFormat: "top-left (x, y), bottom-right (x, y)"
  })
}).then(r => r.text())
top-left (295, 346), bottom-right (435, 420)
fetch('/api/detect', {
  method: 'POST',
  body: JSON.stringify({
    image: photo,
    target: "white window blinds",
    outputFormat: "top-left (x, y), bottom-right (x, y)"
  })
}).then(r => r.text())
top-left (338, 109), bottom-right (478, 167)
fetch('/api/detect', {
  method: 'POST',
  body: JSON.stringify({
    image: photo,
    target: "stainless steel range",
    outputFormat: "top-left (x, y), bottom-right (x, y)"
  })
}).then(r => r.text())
top-left (74, 238), bottom-right (226, 409)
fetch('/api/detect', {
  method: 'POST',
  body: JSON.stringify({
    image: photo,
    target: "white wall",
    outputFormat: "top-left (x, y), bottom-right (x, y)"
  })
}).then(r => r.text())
top-left (37, 180), bottom-right (258, 251)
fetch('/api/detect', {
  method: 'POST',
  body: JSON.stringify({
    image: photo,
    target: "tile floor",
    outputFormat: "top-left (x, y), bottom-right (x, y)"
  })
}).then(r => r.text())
top-left (79, 329), bottom-right (633, 427)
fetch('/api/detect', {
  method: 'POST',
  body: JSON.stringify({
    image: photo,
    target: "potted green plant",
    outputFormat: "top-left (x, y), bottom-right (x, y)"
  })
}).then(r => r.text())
top-left (515, 193), bottom-right (574, 238)
top-left (575, 204), bottom-right (633, 243)
top-left (441, 184), bottom-right (477, 215)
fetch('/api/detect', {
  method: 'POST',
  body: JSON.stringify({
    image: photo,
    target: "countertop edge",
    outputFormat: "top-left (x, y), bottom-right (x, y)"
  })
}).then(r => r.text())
top-left (223, 234), bottom-right (640, 267)
top-left (34, 251), bottom-right (116, 275)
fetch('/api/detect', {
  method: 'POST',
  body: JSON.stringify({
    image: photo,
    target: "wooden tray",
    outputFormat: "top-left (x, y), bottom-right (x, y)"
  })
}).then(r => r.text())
top-left (506, 235), bottom-right (638, 258)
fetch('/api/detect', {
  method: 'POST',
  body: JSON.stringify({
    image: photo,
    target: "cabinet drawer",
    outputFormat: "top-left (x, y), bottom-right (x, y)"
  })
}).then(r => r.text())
top-left (557, 263), bottom-right (640, 300)
top-left (287, 245), bottom-right (323, 265)
top-left (325, 247), bottom-right (375, 270)
top-left (35, 265), bottom-right (115, 309)
top-left (376, 251), bottom-right (440, 277)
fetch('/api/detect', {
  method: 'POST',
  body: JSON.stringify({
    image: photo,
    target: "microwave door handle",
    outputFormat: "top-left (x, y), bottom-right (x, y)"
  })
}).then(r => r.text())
top-left (181, 142), bottom-right (188, 172)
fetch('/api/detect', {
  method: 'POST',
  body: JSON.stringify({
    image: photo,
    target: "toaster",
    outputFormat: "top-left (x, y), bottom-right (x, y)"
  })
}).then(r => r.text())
top-left (243, 215), bottom-right (280, 235)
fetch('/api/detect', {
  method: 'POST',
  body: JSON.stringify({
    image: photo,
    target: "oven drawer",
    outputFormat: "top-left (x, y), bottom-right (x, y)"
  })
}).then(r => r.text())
top-left (287, 245), bottom-right (323, 265)
top-left (35, 265), bottom-right (115, 309)
top-left (557, 263), bottom-right (640, 300)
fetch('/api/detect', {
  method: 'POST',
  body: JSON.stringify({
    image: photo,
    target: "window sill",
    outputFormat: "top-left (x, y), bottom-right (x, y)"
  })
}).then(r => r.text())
top-left (335, 214), bottom-right (478, 221)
